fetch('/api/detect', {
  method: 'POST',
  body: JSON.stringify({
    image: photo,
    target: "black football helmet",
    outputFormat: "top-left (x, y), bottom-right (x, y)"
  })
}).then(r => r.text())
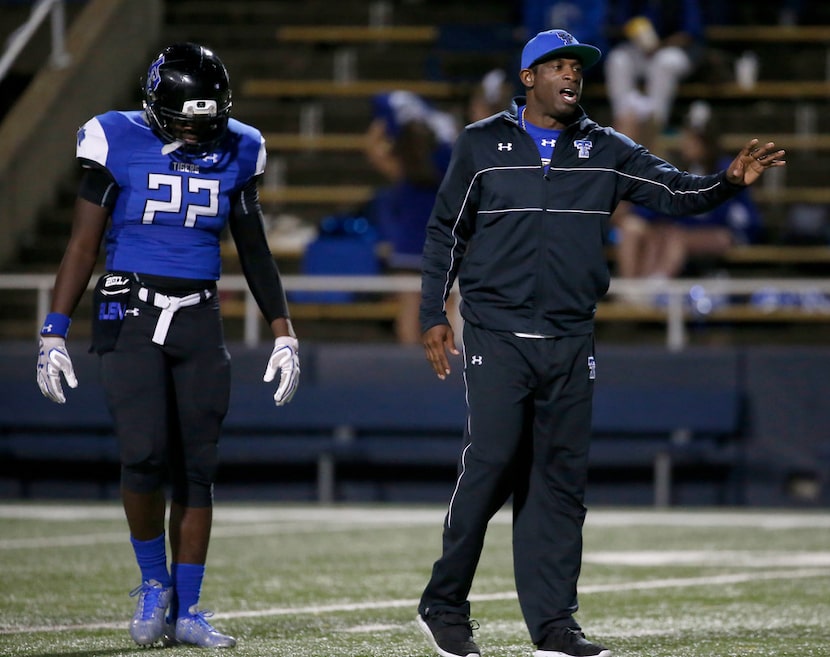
top-left (142, 42), bottom-right (232, 155)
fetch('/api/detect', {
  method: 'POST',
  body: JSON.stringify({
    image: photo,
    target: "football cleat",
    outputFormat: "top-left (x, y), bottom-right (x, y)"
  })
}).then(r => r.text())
top-left (175, 606), bottom-right (237, 648)
top-left (128, 579), bottom-right (173, 647)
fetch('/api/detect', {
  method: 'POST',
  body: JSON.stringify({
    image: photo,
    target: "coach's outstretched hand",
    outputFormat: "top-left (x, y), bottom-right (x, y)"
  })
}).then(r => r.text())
top-left (264, 336), bottom-right (300, 406)
top-left (37, 336), bottom-right (78, 404)
top-left (726, 139), bottom-right (786, 186)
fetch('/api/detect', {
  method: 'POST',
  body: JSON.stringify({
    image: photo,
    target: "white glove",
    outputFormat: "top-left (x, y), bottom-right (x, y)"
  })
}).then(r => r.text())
top-left (263, 336), bottom-right (300, 406)
top-left (37, 336), bottom-right (78, 404)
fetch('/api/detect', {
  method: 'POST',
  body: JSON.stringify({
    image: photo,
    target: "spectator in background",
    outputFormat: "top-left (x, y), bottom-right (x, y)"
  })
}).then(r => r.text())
top-left (613, 101), bottom-right (763, 286)
top-left (604, 0), bottom-right (705, 151)
top-left (365, 91), bottom-right (458, 344)
top-left (467, 68), bottom-right (515, 123)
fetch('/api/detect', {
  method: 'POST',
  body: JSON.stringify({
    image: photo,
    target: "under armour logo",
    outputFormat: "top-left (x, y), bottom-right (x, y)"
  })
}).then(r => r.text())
top-left (471, 355), bottom-right (483, 365)
top-left (574, 139), bottom-right (593, 159)
top-left (42, 323), bottom-right (54, 333)
top-left (202, 152), bottom-right (220, 163)
top-left (125, 308), bottom-right (140, 316)
top-left (497, 142), bottom-right (512, 151)
top-left (541, 139), bottom-right (556, 147)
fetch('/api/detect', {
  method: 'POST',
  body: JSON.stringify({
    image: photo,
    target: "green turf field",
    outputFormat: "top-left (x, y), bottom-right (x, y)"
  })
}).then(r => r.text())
top-left (1, 503), bottom-right (828, 656)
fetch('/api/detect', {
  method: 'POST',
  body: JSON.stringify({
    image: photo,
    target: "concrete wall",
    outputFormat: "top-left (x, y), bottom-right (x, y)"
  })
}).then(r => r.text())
top-left (0, 0), bottom-right (163, 267)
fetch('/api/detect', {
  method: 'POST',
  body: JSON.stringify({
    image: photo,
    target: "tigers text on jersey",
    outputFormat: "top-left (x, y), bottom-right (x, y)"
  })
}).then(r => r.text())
top-left (76, 110), bottom-right (266, 280)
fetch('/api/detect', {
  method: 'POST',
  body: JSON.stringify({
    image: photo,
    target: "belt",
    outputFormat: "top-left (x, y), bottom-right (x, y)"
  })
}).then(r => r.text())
top-left (137, 287), bottom-right (213, 345)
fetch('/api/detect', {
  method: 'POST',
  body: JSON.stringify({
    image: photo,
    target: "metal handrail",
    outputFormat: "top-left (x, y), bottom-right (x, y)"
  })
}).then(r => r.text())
top-left (3, 273), bottom-right (830, 350)
top-left (0, 0), bottom-right (70, 84)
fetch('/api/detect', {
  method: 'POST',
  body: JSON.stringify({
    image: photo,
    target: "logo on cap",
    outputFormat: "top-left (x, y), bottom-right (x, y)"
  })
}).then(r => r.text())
top-left (554, 30), bottom-right (576, 45)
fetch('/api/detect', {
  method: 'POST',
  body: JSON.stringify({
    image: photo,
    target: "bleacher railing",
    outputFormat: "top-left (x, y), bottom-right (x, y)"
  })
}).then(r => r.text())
top-left (0, 0), bottom-right (70, 83)
top-left (3, 273), bottom-right (830, 351)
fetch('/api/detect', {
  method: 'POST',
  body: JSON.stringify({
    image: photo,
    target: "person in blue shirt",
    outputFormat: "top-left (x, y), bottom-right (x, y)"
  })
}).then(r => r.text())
top-left (365, 91), bottom-right (458, 343)
top-left (35, 42), bottom-right (300, 649)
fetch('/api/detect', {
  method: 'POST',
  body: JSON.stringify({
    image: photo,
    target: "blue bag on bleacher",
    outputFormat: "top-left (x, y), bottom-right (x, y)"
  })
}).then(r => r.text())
top-left (289, 215), bottom-right (381, 303)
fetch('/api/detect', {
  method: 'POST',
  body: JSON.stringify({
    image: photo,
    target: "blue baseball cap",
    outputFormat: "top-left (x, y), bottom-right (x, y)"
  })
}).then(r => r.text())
top-left (521, 29), bottom-right (602, 71)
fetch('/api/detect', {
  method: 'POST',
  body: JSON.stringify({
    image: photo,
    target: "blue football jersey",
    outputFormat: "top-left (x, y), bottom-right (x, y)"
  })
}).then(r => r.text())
top-left (76, 110), bottom-right (266, 280)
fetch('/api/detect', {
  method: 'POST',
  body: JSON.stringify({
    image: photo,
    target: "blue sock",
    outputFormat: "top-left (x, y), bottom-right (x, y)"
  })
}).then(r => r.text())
top-left (130, 534), bottom-right (171, 587)
top-left (173, 563), bottom-right (205, 618)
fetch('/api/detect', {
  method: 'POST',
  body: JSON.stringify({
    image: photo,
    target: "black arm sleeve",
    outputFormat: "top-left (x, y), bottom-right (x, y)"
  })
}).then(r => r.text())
top-left (77, 162), bottom-right (119, 208)
top-left (228, 176), bottom-right (290, 323)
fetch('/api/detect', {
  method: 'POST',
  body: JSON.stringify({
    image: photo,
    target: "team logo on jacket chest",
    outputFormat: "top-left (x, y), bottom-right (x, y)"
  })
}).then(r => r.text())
top-left (574, 139), bottom-right (593, 158)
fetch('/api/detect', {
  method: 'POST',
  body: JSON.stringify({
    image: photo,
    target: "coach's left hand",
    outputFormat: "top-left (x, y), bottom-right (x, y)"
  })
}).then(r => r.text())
top-left (726, 139), bottom-right (786, 186)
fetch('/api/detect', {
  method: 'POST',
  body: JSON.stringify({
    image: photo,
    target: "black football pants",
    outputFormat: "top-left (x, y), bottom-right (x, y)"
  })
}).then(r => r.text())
top-left (100, 289), bottom-right (230, 507)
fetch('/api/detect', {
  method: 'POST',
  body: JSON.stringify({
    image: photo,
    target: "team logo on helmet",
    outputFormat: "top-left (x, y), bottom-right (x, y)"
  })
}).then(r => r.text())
top-left (146, 54), bottom-right (165, 93)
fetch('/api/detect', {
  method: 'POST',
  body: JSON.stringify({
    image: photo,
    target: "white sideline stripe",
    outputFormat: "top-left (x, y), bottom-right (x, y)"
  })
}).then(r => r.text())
top-left (584, 550), bottom-right (830, 568)
top-left (3, 567), bottom-right (829, 636)
top-left (0, 523), bottom-right (421, 550)
top-left (4, 503), bottom-right (830, 529)
top-left (0, 517), bottom-right (456, 550)
top-left (4, 504), bottom-right (830, 548)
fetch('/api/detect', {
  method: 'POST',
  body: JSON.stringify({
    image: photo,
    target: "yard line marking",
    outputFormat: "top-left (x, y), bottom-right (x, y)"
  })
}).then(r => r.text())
top-left (0, 531), bottom-right (125, 550)
top-left (586, 510), bottom-right (830, 529)
top-left (584, 550), bottom-right (830, 568)
top-left (3, 567), bottom-right (829, 636)
top-left (0, 520), bottom-right (445, 550)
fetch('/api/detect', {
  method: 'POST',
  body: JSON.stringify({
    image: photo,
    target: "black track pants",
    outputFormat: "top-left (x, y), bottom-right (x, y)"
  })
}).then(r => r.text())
top-left (419, 324), bottom-right (595, 644)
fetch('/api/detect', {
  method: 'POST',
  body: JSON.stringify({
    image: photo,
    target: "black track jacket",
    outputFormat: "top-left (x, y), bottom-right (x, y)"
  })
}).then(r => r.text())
top-left (419, 98), bottom-right (744, 336)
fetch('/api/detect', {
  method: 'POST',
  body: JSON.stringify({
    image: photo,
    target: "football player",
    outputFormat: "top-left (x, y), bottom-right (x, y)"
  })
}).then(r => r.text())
top-left (36, 42), bottom-right (300, 648)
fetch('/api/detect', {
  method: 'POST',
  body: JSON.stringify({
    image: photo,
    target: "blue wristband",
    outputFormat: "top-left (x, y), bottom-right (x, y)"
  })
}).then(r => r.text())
top-left (41, 312), bottom-right (71, 338)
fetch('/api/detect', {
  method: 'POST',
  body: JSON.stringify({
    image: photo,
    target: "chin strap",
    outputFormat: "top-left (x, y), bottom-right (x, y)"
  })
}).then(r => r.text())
top-left (161, 140), bottom-right (184, 155)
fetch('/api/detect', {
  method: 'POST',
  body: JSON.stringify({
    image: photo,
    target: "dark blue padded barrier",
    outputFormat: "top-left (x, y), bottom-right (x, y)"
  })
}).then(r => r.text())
top-left (741, 346), bottom-right (830, 506)
top-left (1, 341), bottom-right (753, 504)
top-left (221, 363), bottom-right (467, 501)
top-left (591, 384), bottom-right (743, 506)
top-left (0, 343), bottom-right (116, 465)
top-left (594, 385), bottom-right (740, 435)
top-left (590, 346), bottom-right (744, 506)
